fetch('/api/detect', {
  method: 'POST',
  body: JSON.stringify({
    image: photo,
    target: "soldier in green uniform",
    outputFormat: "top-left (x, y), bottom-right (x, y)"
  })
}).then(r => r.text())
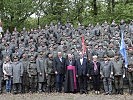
top-left (20, 53), bottom-right (30, 93)
top-left (27, 55), bottom-right (38, 93)
top-left (36, 50), bottom-right (46, 93)
top-left (127, 47), bottom-right (133, 94)
top-left (0, 59), bottom-right (3, 94)
top-left (45, 53), bottom-right (55, 93)
top-left (12, 54), bottom-right (23, 94)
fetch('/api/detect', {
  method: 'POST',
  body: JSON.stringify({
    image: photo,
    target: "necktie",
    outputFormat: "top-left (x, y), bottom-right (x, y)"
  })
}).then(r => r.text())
top-left (93, 61), bottom-right (97, 71)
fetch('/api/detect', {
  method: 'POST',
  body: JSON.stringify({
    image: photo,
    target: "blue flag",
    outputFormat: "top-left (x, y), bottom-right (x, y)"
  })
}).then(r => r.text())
top-left (120, 32), bottom-right (128, 68)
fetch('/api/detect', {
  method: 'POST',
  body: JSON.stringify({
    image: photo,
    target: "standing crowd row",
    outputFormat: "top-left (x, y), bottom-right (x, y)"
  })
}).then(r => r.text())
top-left (0, 20), bottom-right (133, 95)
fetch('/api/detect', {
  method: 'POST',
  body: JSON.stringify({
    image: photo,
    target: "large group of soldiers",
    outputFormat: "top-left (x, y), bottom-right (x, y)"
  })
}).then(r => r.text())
top-left (0, 19), bottom-right (133, 95)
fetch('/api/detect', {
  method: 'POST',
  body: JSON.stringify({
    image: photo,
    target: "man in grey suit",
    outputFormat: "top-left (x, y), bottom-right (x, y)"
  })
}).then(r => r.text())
top-left (112, 53), bottom-right (124, 95)
top-left (100, 55), bottom-right (113, 95)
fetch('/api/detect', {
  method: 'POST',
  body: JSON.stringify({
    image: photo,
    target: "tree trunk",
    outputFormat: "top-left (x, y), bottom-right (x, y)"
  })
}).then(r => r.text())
top-left (107, 0), bottom-right (111, 13)
top-left (93, 0), bottom-right (97, 16)
top-left (0, 0), bottom-right (4, 21)
top-left (57, 2), bottom-right (62, 23)
top-left (112, 0), bottom-right (115, 12)
top-left (78, 0), bottom-right (84, 23)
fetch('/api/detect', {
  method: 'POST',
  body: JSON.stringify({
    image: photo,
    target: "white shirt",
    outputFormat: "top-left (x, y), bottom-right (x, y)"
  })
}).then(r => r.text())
top-left (80, 58), bottom-right (83, 65)
top-left (59, 57), bottom-right (62, 62)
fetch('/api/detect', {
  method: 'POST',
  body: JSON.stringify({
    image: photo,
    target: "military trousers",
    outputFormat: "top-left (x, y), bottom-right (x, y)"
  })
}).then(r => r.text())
top-left (38, 82), bottom-right (47, 92)
top-left (114, 75), bottom-right (123, 90)
top-left (22, 72), bottom-right (29, 93)
top-left (13, 83), bottom-right (22, 93)
top-left (29, 75), bottom-right (37, 93)
top-left (103, 77), bottom-right (112, 93)
top-left (0, 77), bottom-right (2, 92)
top-left (128, 72), bottom-right (133, 89)
top-left (47, 74), bottom-right (55, 87)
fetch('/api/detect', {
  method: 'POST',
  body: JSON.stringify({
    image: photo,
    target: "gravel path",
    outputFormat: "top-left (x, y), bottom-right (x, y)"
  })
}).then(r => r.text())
top-left (0, 93), bottom-right (133, 100)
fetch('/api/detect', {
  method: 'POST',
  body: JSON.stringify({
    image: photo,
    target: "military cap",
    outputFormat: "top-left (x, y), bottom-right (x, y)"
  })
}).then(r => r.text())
top-left (115, 52), bottom-right (121, 56)
top-left (98, 43), bottom-right (103, 47)
top-left (29, 53), bottom-right (36, 58)
top-left (70, 46), bottom-right (75, 50)
top-left (103, 54), bottom-right (108, 58)
top-left (29, 54), bottom-right (36, 61)
top-left (15, 46), bottom-right (18, 50)
top-left (38, 48), bottom-right (43, 52)
top-left (13, 53), bottom-right (19, 59)
top-left (53, 44), bottom-right (58, 49)
top-left (128, 47), bottom-right (133, 55)
top-left (24, 48), bottom-right (29, 51)
top-left (76, 44), bottom-right (81, 49)
top-left (5, 42), bottom-right (9, 46)
top-left (38, 48), bottom-right (43, 55)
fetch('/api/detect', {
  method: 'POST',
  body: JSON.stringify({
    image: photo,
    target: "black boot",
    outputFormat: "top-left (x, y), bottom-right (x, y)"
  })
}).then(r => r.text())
top-left (115, 89), bottom-right (119, 94)
top-left (48, 88), bottom-right (50, 93)
top-left (120, 89), bottom-right (123, 95)
top-left (129, 89), bottom-right (133, 95)
top-left (0, 90), bottom-right (2, 94)
top-left (13, 90), bottom-right (17, 94)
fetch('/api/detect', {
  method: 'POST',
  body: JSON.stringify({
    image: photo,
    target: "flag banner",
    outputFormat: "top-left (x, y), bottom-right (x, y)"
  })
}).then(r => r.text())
top-left (120, 32), bottom-right (128, 68)
top-left (81, 35), bottom-right (86, 55)
top-left (0, 20), bottom-right (3, 33)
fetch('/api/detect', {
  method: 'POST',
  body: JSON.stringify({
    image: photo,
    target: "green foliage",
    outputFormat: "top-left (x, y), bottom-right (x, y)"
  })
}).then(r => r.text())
top-left (0, 0), bottom-right (45, 31)
top-left (0, 0), bottom-right (133, 31)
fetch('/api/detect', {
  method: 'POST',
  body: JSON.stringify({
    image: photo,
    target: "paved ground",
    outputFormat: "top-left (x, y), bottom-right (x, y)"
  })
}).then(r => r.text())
top-left (0, 93), bottom-right (133, 100)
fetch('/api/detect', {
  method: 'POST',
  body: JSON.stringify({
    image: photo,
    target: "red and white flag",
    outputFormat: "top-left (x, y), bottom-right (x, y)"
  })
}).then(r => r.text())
top-left (81, 35), bottom-right (86, 55)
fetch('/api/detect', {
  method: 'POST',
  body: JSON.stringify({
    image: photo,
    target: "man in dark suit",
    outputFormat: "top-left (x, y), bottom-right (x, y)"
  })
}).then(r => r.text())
top-left (53, 52), bottom-right (66, 92)
top-left (76, 52), bottom-right (89, 94)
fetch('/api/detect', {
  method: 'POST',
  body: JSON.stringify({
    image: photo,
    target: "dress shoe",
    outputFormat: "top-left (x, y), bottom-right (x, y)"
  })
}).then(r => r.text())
top-left (104, 92), bottom-right (109, 95)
